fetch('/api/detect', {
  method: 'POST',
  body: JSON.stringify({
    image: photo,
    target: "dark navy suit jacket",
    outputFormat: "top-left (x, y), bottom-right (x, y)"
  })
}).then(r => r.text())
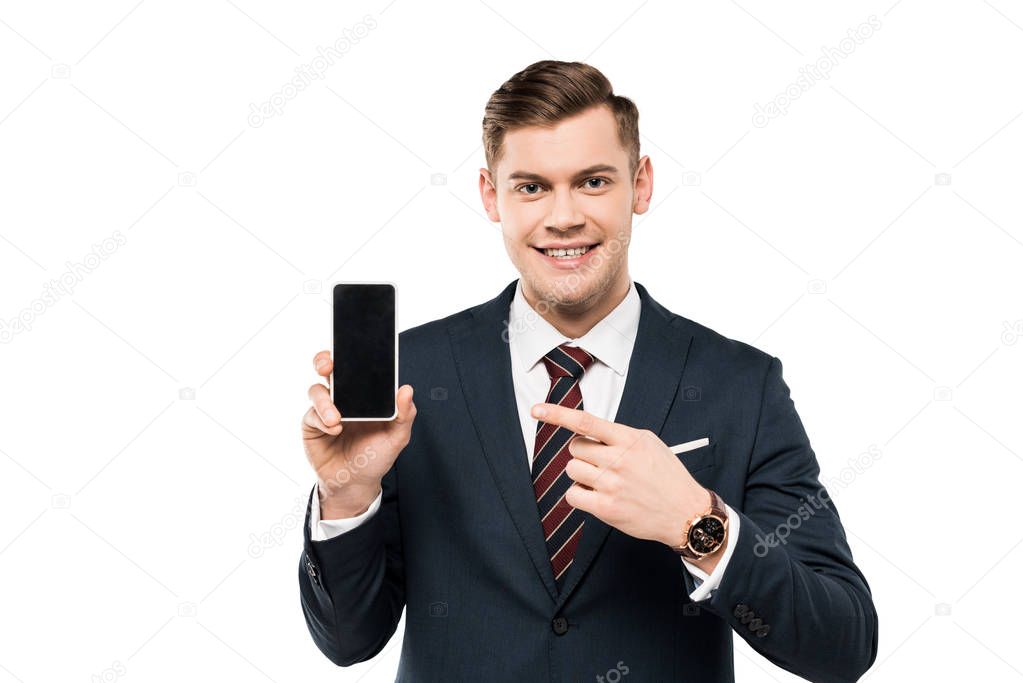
top-left (299, 279), bottom-right (878, 682)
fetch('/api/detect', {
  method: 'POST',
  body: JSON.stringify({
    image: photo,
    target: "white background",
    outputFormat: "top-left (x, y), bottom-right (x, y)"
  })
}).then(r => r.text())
top-left (2, 1), bottom-right (1022, 681)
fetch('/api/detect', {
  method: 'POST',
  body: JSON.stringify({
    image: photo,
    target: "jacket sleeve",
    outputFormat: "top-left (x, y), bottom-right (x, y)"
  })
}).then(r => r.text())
top-left (298, 464), bottom-right (404, 666)
top-left (699, 355), bottom-right (879, 683)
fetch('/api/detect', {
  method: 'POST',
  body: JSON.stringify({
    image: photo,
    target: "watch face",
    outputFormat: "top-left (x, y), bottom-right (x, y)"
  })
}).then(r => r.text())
top-left (689, 516), bottom-right (725, 553)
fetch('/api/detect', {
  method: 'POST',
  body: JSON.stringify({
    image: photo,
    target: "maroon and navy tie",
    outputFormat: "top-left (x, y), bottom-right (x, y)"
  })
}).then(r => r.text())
top-left (531, 342), bottom-right (596, 591)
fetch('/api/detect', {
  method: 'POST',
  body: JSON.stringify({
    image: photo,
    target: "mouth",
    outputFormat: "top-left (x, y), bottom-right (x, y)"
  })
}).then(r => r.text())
top-left (531, 242), bottom-right (602, 269)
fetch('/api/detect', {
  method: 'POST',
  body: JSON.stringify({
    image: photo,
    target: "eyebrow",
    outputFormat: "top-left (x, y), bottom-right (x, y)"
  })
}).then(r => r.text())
top-left (506, 164), bottom-right (620, 184)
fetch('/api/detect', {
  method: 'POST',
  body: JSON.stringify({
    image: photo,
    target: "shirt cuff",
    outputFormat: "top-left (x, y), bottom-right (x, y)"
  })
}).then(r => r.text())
top-left (681, 503), bottom-right (740, 601)
top-left (309, 482), bottom-right (383, 542)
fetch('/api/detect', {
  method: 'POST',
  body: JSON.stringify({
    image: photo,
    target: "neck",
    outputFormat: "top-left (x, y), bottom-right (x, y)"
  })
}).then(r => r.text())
top-left (523, 275), bottom-right (631, 340)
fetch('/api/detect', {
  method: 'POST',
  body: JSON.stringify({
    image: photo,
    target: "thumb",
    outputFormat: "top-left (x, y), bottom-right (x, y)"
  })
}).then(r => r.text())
top-left (393, 384), bottom-right (416, 427)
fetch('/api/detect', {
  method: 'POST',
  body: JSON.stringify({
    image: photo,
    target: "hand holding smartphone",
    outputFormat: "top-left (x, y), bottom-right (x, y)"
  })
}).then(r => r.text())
top-left (300, 282), bottom-right (415, 520)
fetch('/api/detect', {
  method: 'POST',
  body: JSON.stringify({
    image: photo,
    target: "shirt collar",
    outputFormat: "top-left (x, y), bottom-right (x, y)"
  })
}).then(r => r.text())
top-left (507, 278), bottom-right (641, 377)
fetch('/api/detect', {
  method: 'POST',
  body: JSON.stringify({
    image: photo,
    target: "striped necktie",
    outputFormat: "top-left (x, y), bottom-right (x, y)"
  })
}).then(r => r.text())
top-left (531, 342), bottom-right (596, 591)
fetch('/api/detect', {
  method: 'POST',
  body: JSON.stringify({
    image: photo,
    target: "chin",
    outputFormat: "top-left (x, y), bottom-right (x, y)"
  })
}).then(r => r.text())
top-left (528, 272), bottom-right (599, 307)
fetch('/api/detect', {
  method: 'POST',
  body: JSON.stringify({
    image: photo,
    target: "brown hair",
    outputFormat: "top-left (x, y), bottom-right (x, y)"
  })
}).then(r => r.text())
top-left (482, 60), bottom-right (640, 179)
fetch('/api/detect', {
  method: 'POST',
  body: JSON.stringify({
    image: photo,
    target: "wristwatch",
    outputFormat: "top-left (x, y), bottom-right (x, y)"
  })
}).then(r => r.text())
top-left (670, 489), bottom-right (728, 561)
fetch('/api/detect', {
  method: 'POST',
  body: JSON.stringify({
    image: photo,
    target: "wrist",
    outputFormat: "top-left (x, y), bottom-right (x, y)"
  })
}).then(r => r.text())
top-left (318, 480), bottom-right (381, 519)
top-left (661, 486), bottom-right (712, 548)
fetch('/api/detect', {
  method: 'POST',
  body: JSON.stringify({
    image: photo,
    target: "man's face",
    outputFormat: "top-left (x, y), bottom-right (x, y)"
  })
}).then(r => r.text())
top-left (480, 104), bottom-right (652, 311)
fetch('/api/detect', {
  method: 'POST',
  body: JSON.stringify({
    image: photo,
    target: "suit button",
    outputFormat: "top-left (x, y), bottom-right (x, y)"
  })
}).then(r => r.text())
top-left (551, 616), bottom-right (569, 635)
top-left (305, 555), bottom-right (320, 586)
top-left (755, 625), bottom-right (771, 638)
top-left (733, 603), bottom-right (749, 618)
top-left (748, 617), bottom-right (763, 630)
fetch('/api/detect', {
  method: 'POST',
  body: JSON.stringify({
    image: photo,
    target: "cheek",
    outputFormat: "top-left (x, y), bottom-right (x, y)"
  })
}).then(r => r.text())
top-left (499, 200), bottom-right (539, 236)
top-left (583, 195), bottom-right (630, 228)
top-left (499, 220), bottom-right (528, 247)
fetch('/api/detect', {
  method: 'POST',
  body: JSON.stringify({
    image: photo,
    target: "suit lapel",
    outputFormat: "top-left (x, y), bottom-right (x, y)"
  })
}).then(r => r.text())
top-left (448, 280), bottom-right (561, 602)
top-left (447, 279), bottom-right (695, 608)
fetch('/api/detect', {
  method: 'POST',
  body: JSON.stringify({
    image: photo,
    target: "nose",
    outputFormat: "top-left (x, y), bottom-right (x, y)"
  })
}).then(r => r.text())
top-left (545, 187), bottom-right (585, 233)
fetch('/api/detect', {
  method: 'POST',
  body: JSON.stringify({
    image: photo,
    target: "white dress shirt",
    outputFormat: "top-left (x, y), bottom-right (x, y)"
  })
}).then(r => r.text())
top-left (310, 278), bottom-right (738, 601)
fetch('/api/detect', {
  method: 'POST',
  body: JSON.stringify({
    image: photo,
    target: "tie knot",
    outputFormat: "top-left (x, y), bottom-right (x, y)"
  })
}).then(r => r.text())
top-left (541, 343), bottom-right (595, 380)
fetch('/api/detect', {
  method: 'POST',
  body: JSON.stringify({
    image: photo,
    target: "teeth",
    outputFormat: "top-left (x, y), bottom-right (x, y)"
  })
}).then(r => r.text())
top-left (544, 245), bottom-right (591, 258)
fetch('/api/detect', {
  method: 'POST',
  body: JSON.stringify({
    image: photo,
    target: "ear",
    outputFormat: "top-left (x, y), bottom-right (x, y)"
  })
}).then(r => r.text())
top-left (479, 167), bottom-right (501, 222)
top-left (632, 155), bottom-right (653, 216)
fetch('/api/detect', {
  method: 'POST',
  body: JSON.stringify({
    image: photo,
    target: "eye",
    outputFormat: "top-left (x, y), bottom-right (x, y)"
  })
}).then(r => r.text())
top-left (514, 177), bottom-right (610, 194)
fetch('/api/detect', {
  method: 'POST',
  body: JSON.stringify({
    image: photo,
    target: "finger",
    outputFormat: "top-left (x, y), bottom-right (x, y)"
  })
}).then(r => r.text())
top-left (313, 350), bottom-right (333, 378)
top-left (303, 406), bottom-right (342, 436)
top-left (564, 454), bottom-right (610, 490)
top-left (564, 482), bottom-right (601, 514)
top-left (308, 383), bottom-right (341, 426)
top-left (531, 403), bottom-right (623, 445)
top-left (393, 384), bottom-right (416, 426)
top-left (566, 435), bottom-right (615, 468)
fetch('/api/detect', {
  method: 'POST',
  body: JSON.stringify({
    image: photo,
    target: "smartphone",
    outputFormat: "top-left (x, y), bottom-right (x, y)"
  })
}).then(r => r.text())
top-left (331, 282), bottom-right (397, 421)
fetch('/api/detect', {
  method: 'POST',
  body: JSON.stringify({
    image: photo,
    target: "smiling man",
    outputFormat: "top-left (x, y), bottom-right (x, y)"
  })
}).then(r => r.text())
top-left (298, 60), bottom-right (878, 682)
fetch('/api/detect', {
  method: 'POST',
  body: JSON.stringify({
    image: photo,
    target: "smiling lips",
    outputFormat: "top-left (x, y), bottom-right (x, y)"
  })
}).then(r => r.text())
top-left (533, 243), bottom-right (600, 259)
top-left (531, 242), bottom-right (601, 267)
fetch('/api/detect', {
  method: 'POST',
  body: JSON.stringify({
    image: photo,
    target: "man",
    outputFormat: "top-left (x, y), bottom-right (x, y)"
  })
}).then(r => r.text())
top-left (299, 60), bottom-right (878, 682)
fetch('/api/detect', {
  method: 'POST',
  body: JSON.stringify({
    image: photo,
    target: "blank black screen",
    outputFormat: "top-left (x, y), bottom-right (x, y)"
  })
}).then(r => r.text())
top-left (332, 283), bottom-right (396, 419)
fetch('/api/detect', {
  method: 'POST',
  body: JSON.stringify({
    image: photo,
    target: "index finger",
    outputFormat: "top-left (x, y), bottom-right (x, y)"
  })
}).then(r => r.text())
top-left (313, 350), bottom-right (332, 378)
top-left (531, 403), bottom-right (624, 444)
